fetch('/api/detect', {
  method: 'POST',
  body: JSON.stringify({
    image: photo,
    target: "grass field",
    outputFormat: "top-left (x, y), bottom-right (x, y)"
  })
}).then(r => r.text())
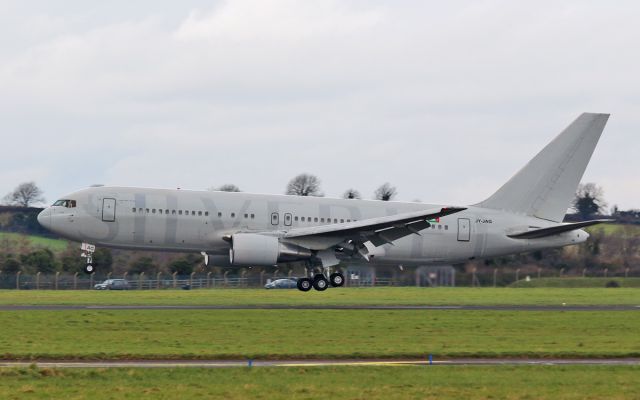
top-left (0, 232), bottom-right (69, 253)
top-left (0, 309), bottom-right (638, 360)
top-left (586, 223), bottom-right (640, 236)
top-left (1, 287), bottom-right (639, 306)
top-left (510, 277), bottom-right (640, 288)
top-left (0, 365), bottom-right (638, 399)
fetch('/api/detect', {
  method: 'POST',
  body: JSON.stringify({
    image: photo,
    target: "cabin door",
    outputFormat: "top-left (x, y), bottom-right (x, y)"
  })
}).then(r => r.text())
top-left (457, 218), bottom-right (470, 242)
top-left (102, 198), bottom-right (116, 222)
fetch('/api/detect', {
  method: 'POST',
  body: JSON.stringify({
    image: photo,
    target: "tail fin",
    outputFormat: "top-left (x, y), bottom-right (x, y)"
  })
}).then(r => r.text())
top-left (477, 113), bottom-right (610, 222)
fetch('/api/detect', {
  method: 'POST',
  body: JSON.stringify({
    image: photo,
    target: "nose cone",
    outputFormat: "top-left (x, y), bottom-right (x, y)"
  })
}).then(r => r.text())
top-left (37, 208), bottom-right (51, 230)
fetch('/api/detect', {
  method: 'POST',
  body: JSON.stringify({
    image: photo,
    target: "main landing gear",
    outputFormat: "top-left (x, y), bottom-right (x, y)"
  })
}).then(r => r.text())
top-left (297, 271), bottom-right (345, 292)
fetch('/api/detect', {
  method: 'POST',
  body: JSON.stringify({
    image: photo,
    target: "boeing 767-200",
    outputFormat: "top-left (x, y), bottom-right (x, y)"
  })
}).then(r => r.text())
top-left (38, 113), bottom-right (611, 291)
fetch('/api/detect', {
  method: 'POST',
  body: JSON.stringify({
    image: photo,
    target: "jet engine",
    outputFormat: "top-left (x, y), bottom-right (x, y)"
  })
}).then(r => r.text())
top-left (229, 233), bottom-right (312, 266)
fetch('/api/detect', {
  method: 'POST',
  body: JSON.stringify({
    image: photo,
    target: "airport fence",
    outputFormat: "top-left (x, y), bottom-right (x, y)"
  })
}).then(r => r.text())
top-left (0, 268), bottom-right (636, 290)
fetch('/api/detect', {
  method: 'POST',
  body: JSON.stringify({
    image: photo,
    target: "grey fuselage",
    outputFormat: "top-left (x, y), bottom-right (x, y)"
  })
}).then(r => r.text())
top-left (37, 186), bottom-right (587, 267)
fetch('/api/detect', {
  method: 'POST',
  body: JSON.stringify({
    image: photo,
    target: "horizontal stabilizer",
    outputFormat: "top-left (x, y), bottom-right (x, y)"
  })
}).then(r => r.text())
top-left (508, 219), bottom-right (614, 239)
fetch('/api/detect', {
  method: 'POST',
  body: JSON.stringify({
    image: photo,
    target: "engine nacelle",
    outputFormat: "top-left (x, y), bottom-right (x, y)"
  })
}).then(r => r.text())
top-left (229, 233), bottom-right (312, 266)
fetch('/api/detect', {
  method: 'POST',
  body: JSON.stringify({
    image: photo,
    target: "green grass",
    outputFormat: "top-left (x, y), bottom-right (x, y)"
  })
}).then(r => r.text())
top-left (0, 232), bottom-right (69, 253)
top-left (510, 277), bottom-right (640, 288)
top-left (586, 223), bottom-right (640, 236)
top-left (0, 365), bottom-right (638, 399)
top-left (1, 287), bottom-right (639, 306)
top-left (0, 310), bottom-right (638, 360)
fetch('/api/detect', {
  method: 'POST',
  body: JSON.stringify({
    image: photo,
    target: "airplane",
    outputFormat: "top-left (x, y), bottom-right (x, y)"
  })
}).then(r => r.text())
top-left (38, 113), bottom-right (612, 292)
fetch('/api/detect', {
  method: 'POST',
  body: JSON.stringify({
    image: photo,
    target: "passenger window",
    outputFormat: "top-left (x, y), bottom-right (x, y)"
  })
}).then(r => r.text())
top-left (185, 210), bottom-right (189, 215)
top-left (244, 213), bottom-right (248, 218)
top-left (347, 219), bottom-right (351, 222)
top-left (251, 214), bottom-right (255, 219)
top-left (445, 225), bottom-right (448, 230)
top-left (320, 218), bottom-right (325, 223)
top-left (132, 208), bottom-right (136, 213)
top-left (152, 209), bottom-right (156, 214)
top-left (172, 210), bottom-right (176, 215)
top-left (340, 219), bottom-right (344, 223)
top-left (179, 210), bottom-right (183, 215)
top-left (314, 218), bottom-right (318, 222)
top-left (218, 212), bottom-right (222, 217)
top-left (334, 219), bottom-right (338, 223)
top-left (271, 212), bottom-right (279, 225)
top-left (205, 211), bottom-right (209, 216)
top-left (165, 210), bottom-right (169, 215)
top-left (438, 225), bottom-right (442, 230)
top-left (301, 217), bottom-right (305, 222)
top-left (192, 211), bottom-right (196, 216)
top-left (231, 212), bottom-right (235, 218)
top-left (198, 211), bottom-right (202, 216)
top-left (146, 208), bottom-right (149, 213)
top-left (294, 216), bottom-right (299, 221)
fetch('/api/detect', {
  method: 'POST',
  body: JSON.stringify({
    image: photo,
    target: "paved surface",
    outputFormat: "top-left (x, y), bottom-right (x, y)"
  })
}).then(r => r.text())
top-left (1, 358), bottom-right (638, 369)
top-left (0, 304), bottom-right (638, 311)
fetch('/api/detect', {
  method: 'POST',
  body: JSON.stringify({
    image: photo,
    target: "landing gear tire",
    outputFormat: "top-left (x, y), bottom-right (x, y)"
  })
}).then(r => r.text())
top-left (84, 264), bottom-right (95, 274)
top-left (329, 272), bottom-right (345, 287)
top-left (312, 274), bottom-right (329, 291)
top-left (297, 278), bottom-right (312, 292)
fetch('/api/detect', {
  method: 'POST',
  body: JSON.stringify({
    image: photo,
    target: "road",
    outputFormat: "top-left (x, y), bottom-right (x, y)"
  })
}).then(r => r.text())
top-left (1, 358), bottom-right (639, 369)
top-left (0, 305), bottom-right (638, 311)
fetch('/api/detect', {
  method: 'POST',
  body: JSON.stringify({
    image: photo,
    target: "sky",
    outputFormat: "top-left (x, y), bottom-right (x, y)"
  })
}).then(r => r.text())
top-left (0, 0), bottom-right (638, 209)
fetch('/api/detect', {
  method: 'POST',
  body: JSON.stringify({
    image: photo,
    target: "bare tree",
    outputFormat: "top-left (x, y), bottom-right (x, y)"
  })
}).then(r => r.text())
top-left (2, 182), bottom-right (45, 207)
top-left (286, 174), bottom-right (323, 197)
top-left (209, 184), bottom-right (241, 192)
top-left (374, 183), bottom-right (397, 201)
top-left (343, 189), bottom-right (361, 199)
top-left (573, 183), bottom-right (607, 220)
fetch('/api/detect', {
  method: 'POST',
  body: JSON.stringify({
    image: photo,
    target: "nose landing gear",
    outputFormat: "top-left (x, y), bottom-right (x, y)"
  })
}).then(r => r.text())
top-left (80, 242), bottom-right (96, 275)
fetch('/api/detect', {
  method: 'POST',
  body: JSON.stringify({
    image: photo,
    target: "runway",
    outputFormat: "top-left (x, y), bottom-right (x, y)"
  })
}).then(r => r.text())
top-left (0, 304), bottom-right (638, 311)
top-left (1, 358), bottom-right (638, 369)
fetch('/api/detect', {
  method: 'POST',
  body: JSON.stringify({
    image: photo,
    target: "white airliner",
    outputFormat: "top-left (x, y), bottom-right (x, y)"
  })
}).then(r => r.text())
top-left (38, 113), bottom-right (611, 291)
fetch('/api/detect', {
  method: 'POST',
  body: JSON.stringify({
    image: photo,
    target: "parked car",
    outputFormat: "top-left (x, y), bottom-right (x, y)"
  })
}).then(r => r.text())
top-left (94, 279), bottom-right (130, 290)
top-left (264, 278), bottom-right (298, 289)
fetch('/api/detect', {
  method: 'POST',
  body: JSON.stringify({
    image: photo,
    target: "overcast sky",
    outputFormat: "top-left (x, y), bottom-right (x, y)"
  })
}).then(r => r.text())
top-left (1, 0), bottom-right (638, 209)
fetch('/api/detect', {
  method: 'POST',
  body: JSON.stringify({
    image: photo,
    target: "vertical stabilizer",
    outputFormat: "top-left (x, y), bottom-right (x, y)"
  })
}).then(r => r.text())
top-left (477, 113), bottom-right (609, 222)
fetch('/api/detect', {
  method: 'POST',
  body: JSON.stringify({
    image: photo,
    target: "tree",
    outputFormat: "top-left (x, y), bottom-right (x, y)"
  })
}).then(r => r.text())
top-left (92, 248), bottom-right (113, 272)
top-left (2, 256), bottom-right (21, 274)
top-left (169, 259), bottom-right (194, 275)
top-left (374, 183), bottom-right (397, 201)
top-left (129, 257), bottom-right (156, 274)
top-left (286, 174), bottom-right (323, 197)
top-left (573, 183), bottom-right (607, 220)
top-left (20, 249), bottom-right (57, 273)
top-left (343, 189), bottom-right (361, 199)
top-left (3, 182), bottom-right (45, 207)
top-left (210, 184), bottom-right (241, 192)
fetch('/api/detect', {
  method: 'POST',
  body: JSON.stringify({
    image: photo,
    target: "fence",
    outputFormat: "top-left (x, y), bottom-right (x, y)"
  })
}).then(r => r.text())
top-left (0, 268), bottom-right (636, 290)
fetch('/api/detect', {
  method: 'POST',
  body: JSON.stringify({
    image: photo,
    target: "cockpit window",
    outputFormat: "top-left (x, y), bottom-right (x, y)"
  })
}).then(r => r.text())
top-left (53, 199), bottom-right (77, 208)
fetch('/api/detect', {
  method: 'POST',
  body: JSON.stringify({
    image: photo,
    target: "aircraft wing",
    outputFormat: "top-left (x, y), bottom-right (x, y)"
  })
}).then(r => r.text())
top-left (283, 207), bottom-right (466, 250)
top-left (507, 219), bottom-right (614, 239)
